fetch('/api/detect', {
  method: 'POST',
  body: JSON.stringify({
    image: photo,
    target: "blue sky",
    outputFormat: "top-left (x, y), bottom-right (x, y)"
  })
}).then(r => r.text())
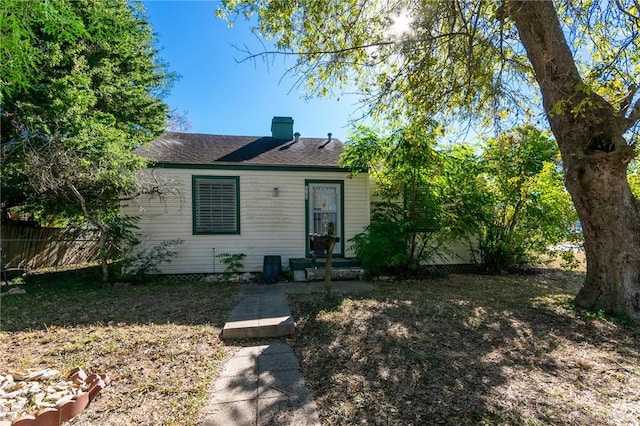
top-left (144, 0), bottom-right (363, 142)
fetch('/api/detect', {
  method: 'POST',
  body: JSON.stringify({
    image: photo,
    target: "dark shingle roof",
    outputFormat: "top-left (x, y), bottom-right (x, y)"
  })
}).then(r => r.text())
top-left (135, 132), bottom-right (345, 168)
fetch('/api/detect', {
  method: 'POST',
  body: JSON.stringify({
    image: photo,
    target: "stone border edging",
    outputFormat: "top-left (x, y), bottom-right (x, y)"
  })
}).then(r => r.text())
top-left (3, 368), bottom-right (110, 426)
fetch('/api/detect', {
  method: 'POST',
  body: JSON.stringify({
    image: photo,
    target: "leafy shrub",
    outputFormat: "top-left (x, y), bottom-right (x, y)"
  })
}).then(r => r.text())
top-left (479, 233), bottom-right (529, 273)
top-left (114, 239), bottom-right (183, 283)
top-left (216, 252), bottom-right (246, 281)
top-left (350, 201), bottom-right (448, 277)
top-left (344, 124), bottom-right (578, 276)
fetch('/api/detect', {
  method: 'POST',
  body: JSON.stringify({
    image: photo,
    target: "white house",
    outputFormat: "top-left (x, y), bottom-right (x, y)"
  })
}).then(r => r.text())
top-left (121, 117), bottom-right (370, 278)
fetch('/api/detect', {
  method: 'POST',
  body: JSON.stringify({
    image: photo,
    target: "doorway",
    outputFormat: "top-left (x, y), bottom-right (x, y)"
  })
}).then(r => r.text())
top-left (306, 180), bottom-right (344, 256)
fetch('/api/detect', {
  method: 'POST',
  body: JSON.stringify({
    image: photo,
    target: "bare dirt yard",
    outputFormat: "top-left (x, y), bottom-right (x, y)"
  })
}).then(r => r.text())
top-left (288, 270), bottom-right (640, 425)
top-left (1, 266), bottom-right (639, 425)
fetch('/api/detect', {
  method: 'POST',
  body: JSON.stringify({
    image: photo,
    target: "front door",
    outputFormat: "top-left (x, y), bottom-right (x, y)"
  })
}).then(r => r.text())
top-left (306, 181), bottom-right (343, 256)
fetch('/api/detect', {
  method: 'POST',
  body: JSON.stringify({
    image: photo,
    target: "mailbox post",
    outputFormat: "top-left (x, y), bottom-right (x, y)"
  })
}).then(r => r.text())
top-left (310, 222), bottom-right (339, 296)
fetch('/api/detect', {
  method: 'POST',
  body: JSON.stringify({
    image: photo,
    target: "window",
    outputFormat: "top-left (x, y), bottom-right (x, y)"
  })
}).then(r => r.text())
top-left (193, 176), bottom-right (240, 234)
top-left (306, 180), bottom-right (344, 256)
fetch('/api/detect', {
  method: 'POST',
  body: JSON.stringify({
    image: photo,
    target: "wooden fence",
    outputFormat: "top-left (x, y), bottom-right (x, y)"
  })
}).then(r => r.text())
top-left (1, 224), bottom-right (102, 270)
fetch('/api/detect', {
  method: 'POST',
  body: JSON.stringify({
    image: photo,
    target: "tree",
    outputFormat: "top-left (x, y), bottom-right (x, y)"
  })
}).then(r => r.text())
top-left (345, 124), bottom-right (575, 275)
top-left (478, 125), bottom-right (578, 272)
top-left (343, 124), bottom-right (450, 276)
top-left (1, 0), bottom-right (173, 281)
top-left (219, 1), bottom-right (640, 321)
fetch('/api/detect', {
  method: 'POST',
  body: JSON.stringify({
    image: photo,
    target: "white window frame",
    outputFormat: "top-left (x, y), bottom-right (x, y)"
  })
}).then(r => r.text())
top-left (306, 180), bottom-right (344, 256)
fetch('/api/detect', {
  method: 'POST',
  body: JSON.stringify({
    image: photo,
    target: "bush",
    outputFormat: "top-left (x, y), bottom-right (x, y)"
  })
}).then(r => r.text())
top-left (479, 234), bottom-right (529, 273)
top-left (216, 252), bottom-right (246, 281)
top-left (113, 239), bottom-right (183, 283)
top-left (350, 201), bottom-right (448, 277)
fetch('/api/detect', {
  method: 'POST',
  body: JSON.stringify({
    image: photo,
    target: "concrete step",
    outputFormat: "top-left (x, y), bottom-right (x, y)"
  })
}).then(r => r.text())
top-left (304, 267), bottom-right (362, 281)
top-left (222, 315), bottom-right (295, 339)
top-left (222, 287), bottom-right (295, 339)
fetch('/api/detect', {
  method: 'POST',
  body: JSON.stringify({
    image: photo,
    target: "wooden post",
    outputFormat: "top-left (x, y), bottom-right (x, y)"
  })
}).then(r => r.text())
top-left (324, 222), bottom-right (336, 297)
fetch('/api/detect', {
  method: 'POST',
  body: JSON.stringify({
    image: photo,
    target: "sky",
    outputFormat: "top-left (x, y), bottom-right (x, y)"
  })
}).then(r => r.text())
top-left (144, 0), bottom-right (363, 142)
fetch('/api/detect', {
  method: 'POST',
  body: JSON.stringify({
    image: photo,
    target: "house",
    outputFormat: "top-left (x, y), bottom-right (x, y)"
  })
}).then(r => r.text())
top-left (121, 117), bottom-right (370, 279)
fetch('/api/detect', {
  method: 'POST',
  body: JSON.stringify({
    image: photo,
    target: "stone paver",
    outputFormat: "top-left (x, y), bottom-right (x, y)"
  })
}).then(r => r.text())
top-left (222, 287), bottom-right (295, 339)
top-left (203, 343), bottom-right (321, 426)
top-left (257, 394), bottom-right (320, 426)
top-left (209, 281), bottom-right (374, 425)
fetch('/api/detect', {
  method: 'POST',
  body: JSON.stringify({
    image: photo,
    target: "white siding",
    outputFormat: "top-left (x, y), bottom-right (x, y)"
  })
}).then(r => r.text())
top-left (427, 237), bottom-right (480, 265)
top-left (121, 168), bottom-right (370, 274)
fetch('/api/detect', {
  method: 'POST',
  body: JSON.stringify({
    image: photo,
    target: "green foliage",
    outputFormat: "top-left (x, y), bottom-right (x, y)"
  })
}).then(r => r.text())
top-left (102, 214), bottom-right (142, 256)
top-left (218, 1), bottom-right (638, 133)
top-left (437, 144), bottom-right (493, 262)
top-left (216, 252), bottom-right (246, 280)
top-left (476, 126), bottom-right (578, 271)
top-left (350, 201), bottom-right (412, 276)
top-left (114, 239), bottom-right (184, 283)
top-left (2, 0), bottom-right (171, 210)
top-left (282, 268), bottom-right (294, 281)
top-left (0, 0), bottom-right (87, 102)
top-left (627, 158), bottom-right (640, 199)
top-left (1, 0), bottom-right (174, 281)
top-left (217, 1), bottom-right (521, 124)
top-left (344, 124), bottom-right (455, 276)
top-left (346, 124), bottom-right (577, 275)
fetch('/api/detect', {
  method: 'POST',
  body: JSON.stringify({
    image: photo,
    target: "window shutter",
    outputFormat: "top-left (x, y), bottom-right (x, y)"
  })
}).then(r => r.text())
top-left (195, 178), bottom-right (238, 233)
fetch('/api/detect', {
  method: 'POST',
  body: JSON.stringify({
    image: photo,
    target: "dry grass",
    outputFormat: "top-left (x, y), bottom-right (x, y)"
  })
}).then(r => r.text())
top-left (0, 270), bottom-right (241, 425)
top-left (288, 270), bottom-right (640, 425)
top-left (2, 265), bottom-right (640, 425)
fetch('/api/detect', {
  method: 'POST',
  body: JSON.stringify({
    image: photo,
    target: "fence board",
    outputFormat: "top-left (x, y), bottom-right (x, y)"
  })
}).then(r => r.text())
top-left (1, 225), bottom-right (101, 270)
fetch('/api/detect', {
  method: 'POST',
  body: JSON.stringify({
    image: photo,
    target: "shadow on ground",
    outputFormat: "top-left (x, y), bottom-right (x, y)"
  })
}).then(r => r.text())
top-left (286, 271), bottom-right (640, 425)
top-left (0, 269), bottom-right (241, 331)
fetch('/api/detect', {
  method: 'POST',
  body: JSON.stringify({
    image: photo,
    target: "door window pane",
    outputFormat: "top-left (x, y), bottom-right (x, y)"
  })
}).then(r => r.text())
top-left (308, 182), bottom-right (342, 255)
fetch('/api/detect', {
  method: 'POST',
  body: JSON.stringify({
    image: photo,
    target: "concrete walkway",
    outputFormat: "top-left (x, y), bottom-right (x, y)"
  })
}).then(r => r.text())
top-left (206, 281), bottom-right (374, 425)
top-left (202, 343), bottom-right (321, 426)
top-left (222, 284), bottom-right (295, 339)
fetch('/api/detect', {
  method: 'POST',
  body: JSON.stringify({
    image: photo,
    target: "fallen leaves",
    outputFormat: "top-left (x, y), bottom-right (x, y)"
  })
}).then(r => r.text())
top-left (289, 271), bottom-right (640, 425)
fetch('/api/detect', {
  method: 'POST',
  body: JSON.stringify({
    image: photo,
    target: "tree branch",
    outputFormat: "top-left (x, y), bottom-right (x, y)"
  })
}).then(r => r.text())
top-left (614, 0), bottom-right (640, 22)
top-left (232, 29), bottom-right (470, 65)
top-left (623, 95), bottom-right (640, 132)
top-left (69, 182), bottom-right (110, 281)
top-left (232, 40), bottom-right (396, 64)
top-left (619, 85), bottom-right (637, 114)
top-left (69, 184), bottom-right (101, 230)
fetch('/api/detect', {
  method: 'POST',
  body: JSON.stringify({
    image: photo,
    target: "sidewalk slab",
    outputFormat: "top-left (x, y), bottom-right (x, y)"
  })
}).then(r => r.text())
top-left (203, 399), bottom-right (255, 426)
top-left (222, 286), bottom-right (295, 339)
top-left (257, 394), bottom-right (320, 426)
top-left (202, 343), bottom-right (320, 426)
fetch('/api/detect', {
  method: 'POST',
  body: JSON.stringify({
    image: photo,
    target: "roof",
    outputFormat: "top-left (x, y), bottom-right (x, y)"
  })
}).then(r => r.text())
top-left (135, 132), bottom-right (346, 168)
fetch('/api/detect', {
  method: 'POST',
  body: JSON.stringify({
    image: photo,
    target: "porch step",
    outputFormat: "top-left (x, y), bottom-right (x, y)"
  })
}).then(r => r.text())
top-left (304, 267), bottom-right (363, 281)
top-left (222, 285), bottom-right (295, 339)
top-left (289, 258), bottom-right (362, 282)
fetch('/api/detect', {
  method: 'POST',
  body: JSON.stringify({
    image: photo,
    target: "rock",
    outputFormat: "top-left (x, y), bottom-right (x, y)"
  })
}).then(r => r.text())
top-left (0, 287), bottom-right (26, 297)
top-left (0, 366), bottom-right (109, 422)
top-left (10, 372), bottom-right (28, 381)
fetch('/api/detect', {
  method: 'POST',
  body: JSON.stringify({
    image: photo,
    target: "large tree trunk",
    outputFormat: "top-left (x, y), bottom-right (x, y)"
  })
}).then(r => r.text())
top-left (508, 1), bottom-right (640, 321)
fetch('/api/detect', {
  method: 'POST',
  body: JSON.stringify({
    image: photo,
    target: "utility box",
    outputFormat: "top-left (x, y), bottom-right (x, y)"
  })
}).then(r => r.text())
top-left (271, 116), bottom-right (294, 140)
